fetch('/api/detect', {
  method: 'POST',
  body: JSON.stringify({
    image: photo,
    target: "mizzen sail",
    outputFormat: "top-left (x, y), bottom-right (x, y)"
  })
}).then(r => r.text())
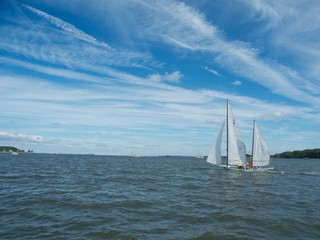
top-left (252, 122), bottom-right (270, 167)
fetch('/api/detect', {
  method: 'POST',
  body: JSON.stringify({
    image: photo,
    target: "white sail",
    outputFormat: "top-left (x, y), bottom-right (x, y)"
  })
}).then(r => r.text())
top-left (227, 102), bottom-right (246, 166)
top-left (207, 121), bottom-right (225, 165)
top-left (252, 122), bottom-right (270, 167)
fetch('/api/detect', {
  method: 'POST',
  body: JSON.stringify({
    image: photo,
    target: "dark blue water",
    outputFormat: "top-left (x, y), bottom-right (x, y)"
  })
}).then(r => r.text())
top-left (1, 153), bottom-right (319, 239)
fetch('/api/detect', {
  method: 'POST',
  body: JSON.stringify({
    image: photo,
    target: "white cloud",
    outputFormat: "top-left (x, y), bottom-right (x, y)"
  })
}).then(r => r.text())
top-left (147, 71), bottom-right (183, 83)
top-left (231, 80), bottom-right (242, 86)
top-left (0, 4), bottom-right (159, 74)
top-left (164, 71), bottom-right (183, 83)
top-left (239, 0), bottom-right (281, 30)
top-left (13, 0), bottom-right (320, 106)
top-left (5, 0), bottom-right (318, 107)
top-left (147, 73), bottom-right (162, 82)
top-left (0, 132), bottom-right (43, 143)
top-left (1, 68), bottom-right (316, 155)
top-left (203, 66), bottom-right (223, 77)
top-left (123, 0), bottom-right (320, 106)
top-left (239, 0), bottom-right (320, 96)
top-left (22, 4), bottom-right (110, 49)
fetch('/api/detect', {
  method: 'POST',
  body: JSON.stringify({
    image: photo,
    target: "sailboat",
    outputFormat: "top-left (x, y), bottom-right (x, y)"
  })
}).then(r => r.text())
top-left (207, 99), bottom-right (247, 170)
top-left (207, 100), bottom-right (271, 171)
top-left (131, 150), bottom-right (139, 158)
top-left (195, 151), bottom-right (204, 159)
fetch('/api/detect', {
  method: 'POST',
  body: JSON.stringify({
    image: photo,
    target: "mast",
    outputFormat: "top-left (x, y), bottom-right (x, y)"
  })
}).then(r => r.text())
top-left (226, 99), bottom-right (229, 166)
top-left (250, 119), bottom-right (255, 169)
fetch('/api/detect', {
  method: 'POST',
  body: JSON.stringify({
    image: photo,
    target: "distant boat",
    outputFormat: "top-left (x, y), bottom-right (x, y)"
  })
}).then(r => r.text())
top-left (207, 99), bottom-right (271, 171)
top-left (11, 151), bottom-right (18, 156)
top-left (195, 152), bottom-right (204, 159)
top-left (131, 151), bottom-right (139, 158)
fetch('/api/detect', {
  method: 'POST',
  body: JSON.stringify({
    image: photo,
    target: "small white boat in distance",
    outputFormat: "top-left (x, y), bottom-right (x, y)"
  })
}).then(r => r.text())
top-left (195, 152), bottom-right (204, 159)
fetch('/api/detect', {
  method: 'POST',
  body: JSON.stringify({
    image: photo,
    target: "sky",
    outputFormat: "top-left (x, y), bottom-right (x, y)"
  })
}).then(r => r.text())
top-left (1, 0), bottom-right (320, 156)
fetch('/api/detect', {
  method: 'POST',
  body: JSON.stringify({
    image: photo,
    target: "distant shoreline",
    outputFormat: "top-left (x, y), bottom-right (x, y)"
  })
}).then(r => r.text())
top-left (272, 148), bottom-right (320, 159)
top-left (1, 146), bottom-right (319, 159)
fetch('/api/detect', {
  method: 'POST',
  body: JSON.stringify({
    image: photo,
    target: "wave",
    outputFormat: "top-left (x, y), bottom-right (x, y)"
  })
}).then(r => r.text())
top-left (299, 171), bottom-right (320, 176)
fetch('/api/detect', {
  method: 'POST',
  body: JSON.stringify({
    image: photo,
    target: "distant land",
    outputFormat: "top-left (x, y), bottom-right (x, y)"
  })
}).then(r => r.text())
top-left (272, 148), bottom-right (320, 159)
top-left (1, 146), bottom-right (319, 158)
top-left (0, 146), bottom-right (33, 153)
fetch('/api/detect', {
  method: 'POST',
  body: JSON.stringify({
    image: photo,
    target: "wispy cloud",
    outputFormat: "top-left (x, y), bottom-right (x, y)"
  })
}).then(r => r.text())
top-left (0, 4), bottom-right (159, 74)
top-left (239, 0), bottom-right (281, 30)
top-left (1, 66), bottom-right (316, 155)
top-left (238, 0), bottom-right (320, 98)
top-left (7, 1), bottom-right (319, 107)
top-left (22, 4), bottom-right (110, 49)
top-left (231, 80), bottom-right (242, 86)
top-left (125, 0), bottom-right (320, 106)
top-left (203, 66), bottom-right (223, 77)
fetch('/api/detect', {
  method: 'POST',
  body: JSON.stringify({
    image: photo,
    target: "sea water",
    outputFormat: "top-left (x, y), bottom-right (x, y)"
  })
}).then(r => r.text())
top-left (1, 153), bottom-right (319, 239)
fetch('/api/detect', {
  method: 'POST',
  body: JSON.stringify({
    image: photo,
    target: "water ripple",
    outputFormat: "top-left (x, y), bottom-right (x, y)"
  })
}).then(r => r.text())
top-left (0, 155), bottom-right (319, 239)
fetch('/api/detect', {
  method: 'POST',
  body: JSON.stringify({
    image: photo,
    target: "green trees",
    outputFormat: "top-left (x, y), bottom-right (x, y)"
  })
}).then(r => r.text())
top-left (273, 149), bottom-right (320, 158)
top-left (0, 146), bottom-right (20, 152)
top-left (0, 146), bottom-right (32, 153)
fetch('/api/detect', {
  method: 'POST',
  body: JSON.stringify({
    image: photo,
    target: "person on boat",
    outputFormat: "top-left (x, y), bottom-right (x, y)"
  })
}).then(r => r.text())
top-left (236, 164), bottom-right (243, 169)
top-left (245, 162), bottom-right (251, 170)
top-left (248, 157), bottom-right (253, 169)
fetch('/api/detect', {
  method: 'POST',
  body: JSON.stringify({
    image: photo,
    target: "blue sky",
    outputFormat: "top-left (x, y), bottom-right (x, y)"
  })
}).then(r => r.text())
top-left (1, 0), bottom-right (319, 156)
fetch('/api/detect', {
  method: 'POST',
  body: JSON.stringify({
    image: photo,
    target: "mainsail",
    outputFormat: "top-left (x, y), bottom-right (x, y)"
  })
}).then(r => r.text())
top-left (207, 121), bottom-right (225, 165)
top-left (252, 121), bottom-right (270, 167)
top-left (227, 102), bottom-right (246, 166)
top-left (207, 100), bottom-right (246, 167)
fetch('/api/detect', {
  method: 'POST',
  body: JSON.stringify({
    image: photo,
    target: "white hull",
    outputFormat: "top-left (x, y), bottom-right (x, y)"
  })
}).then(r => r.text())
top-left (223, 166), bottom-right (273, 172)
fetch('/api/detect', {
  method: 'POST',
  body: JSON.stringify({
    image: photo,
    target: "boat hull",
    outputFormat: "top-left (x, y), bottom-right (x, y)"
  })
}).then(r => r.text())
top-left (223, 166), bottom-right (273, 172)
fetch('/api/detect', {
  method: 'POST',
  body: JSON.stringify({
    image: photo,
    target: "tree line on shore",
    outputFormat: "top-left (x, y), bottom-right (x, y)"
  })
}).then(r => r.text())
top-left (272, 148), bottom-right (320, 159)
top-left (0, 146), bottom-right (33, 153)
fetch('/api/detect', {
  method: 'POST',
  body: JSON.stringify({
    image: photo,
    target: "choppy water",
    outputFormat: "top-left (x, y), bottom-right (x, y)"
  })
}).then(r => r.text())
top-left (1, 153), bottom-right (319, 239)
